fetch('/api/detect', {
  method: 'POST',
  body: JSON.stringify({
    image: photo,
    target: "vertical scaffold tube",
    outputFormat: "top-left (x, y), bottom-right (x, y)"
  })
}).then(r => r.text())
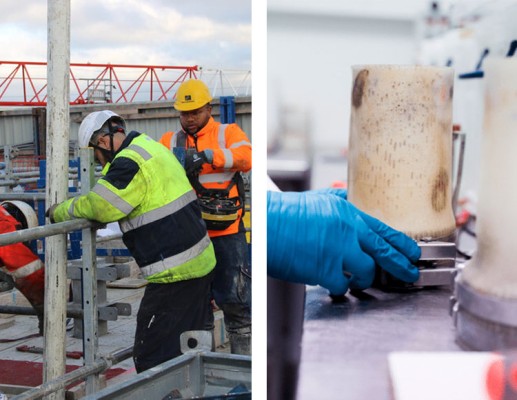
top-left (44, 1), bottom-right (70, 399)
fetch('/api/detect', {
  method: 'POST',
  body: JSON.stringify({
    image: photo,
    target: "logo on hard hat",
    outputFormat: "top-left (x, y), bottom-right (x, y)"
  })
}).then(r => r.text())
top-left (185, 95), bottom-right (192, 101)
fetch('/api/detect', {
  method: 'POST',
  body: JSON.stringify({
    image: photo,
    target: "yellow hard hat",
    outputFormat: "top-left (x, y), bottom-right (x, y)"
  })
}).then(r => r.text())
top-left (174, 79), bottom-right (213, 111)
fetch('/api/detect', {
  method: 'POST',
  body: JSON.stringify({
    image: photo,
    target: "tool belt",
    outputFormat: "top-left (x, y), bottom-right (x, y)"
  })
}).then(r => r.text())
top-left (199, 194), bottom-right (242, 231)
top-left (173, 129), bottom-right (246, 231)
top-left (190, 173), bottom-right (245, 231)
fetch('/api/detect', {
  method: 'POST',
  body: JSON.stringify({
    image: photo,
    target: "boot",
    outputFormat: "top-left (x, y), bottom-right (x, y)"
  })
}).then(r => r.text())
top-left (14, 272), bottom-right (45, 335)
top-left (0, 270), bottom-right (14, 292)
top-left (33, 304), bottom-right (44, 335)
top-left (229, 332), bottom-right (251, 355)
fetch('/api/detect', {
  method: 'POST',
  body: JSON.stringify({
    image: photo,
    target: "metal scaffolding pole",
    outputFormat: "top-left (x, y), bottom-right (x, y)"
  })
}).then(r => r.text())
top-left (80, 148), bottom-right (101, 394)
top-left (0, 192), bottom-right (75, 201)
top-left (44, 1), bottom-right (71, 399)
top-left (10, 347), bottom-right (133, 400)
top-left (0, 219), bottom-right (98, 245)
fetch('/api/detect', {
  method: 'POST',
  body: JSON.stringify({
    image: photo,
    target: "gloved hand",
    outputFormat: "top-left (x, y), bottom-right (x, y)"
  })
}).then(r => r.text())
top-left (45, 204), bottom-right (59, 223)
top-left (267, 191), bottom-right (421, 295)
top-left (308, 188), bottom-right (348, 200)
top-left (202, 149), bottom-right (213, 164)
top-left (185, 150), bottom-right (213, 175)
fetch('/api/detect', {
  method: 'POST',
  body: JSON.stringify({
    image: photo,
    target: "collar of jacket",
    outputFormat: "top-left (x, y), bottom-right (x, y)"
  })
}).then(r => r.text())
top-left (187, 117), bottom-right (216, 139)
top-left (116, 130), bottom-right (141, 154)
top-left (101, 131), bottom-right (142, 175)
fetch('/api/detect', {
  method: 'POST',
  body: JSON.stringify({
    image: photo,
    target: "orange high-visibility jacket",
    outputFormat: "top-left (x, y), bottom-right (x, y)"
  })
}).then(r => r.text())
top-left (159, 117), bottom-right (252, 237)
top-left (0, 207), bottom-right (45, 307)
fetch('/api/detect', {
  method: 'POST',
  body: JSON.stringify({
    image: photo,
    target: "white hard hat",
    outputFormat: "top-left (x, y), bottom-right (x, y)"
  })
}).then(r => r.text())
top-left (78, 110), bottom-right (126, 148)
top-left (1, 200), bottom-right (38, 229)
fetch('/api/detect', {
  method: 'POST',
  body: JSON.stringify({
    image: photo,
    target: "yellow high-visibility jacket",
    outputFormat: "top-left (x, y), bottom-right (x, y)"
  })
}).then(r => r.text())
top-left (53, 131), bottom-right (215, 283)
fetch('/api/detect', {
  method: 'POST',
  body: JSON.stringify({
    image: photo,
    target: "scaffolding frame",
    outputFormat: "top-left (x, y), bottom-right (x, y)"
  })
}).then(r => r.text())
top-left (0, 61), bottom-right (199, 106)
top-left (0, 149), bottom-right (130, 398)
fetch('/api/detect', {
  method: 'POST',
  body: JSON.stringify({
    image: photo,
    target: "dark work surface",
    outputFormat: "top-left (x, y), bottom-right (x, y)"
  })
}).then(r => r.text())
top-left (296, 285), bottom-right (462, 400)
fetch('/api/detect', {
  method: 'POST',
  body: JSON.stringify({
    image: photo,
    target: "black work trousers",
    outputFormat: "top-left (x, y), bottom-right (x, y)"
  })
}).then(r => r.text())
top-left (133, 270), bottom-right (214, 373)
top-left (211, 232), bottom-right (252, 336)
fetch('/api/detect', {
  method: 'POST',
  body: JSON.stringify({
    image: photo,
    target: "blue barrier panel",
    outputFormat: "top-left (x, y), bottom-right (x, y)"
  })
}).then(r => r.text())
top-left (220, 96), bottom-right (236, 123)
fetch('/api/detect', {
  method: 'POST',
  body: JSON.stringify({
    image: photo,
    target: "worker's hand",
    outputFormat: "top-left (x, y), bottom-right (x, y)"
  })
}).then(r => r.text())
top-left (201, 149), bottom-right (213, 164)
top-left (45, 204), bottom-right (59, 223)
top-left (185, 150), bottom-right (213, 175)
top-left (267, 191), bottom-right (420, 295)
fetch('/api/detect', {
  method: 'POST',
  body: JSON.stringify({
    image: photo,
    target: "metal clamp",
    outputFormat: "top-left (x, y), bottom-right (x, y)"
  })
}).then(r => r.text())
top-left (410, 241), bottom-right (457, 287)
top-left (418, 241), bottom-right (456, 261)
top-left (414, 268), bottom-right (456, 287)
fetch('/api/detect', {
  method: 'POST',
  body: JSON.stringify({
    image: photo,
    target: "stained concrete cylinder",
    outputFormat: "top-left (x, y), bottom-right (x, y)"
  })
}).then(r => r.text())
top-left (460, 58), bottom-right (517, 298)
top-left (348, 65), bottom-right (456, 240)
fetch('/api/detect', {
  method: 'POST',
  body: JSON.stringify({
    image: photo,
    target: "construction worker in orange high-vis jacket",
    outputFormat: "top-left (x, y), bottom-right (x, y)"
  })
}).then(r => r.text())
top-left (0, 201), bottom-right (45, 335)
top-left (159, 79), bottom-right (252, 355)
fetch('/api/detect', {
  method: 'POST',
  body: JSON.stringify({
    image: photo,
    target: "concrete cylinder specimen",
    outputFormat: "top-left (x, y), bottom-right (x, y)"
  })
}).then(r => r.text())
top-left (461, 58), bottom-right (517, 298)
top-left (347, 65), bottom-right (455, 240)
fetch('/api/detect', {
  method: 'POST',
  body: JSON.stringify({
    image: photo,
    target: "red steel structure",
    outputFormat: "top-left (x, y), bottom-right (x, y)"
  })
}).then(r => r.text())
top-left (0, 61), bottom-right (199, 106)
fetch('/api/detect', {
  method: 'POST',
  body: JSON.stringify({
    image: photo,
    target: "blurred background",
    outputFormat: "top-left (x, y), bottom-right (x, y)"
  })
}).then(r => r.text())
top-left (267, 2), bottom-right (517, 399)
top-left (267, 0), bottom-right (517, 208)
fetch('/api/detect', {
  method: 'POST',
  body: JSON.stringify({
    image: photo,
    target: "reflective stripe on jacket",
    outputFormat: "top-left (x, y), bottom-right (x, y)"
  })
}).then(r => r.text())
top-left (53, 131), bottom-right (216, 283)
top-left (159, 117), bottom-right (252, 237)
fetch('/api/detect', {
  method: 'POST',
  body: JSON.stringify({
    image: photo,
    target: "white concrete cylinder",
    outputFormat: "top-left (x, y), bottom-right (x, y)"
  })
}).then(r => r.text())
top-left (348, 65), bottom-right (455, 240)
top-left (461, 58), bottom-right (517, 298)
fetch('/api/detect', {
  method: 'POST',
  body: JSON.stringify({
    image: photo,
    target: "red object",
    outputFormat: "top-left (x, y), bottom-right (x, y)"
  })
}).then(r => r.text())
top-left (455, 209), bottom-right (471, 227)
top-left (331, 180), bottom-right (347, 189)
top-left (0, 359), bottom-right (127, 388)
top-left (0, 61), bottom-right (199, 106)
top-left (0, 206), bottom-right (45, 311)
top-left (510, 364), bottom-right (517, 393)
top-left (486, 358), bottom-right (505, 400)
top-left (16, 345), bottom-right (83, 360)
top-left (486, 356), bottom-right (517, 400)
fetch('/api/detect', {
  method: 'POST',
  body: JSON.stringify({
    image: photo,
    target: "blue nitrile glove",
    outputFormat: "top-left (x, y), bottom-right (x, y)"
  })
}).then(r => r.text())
top-left (267, 191), bottom-right (421, 295)
top-left (308, 188), bottom-right (348, 200)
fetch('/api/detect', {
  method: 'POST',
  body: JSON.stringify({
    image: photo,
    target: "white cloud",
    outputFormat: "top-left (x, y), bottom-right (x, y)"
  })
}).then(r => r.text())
top-left (0, 0), bottom-right (250, 70)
